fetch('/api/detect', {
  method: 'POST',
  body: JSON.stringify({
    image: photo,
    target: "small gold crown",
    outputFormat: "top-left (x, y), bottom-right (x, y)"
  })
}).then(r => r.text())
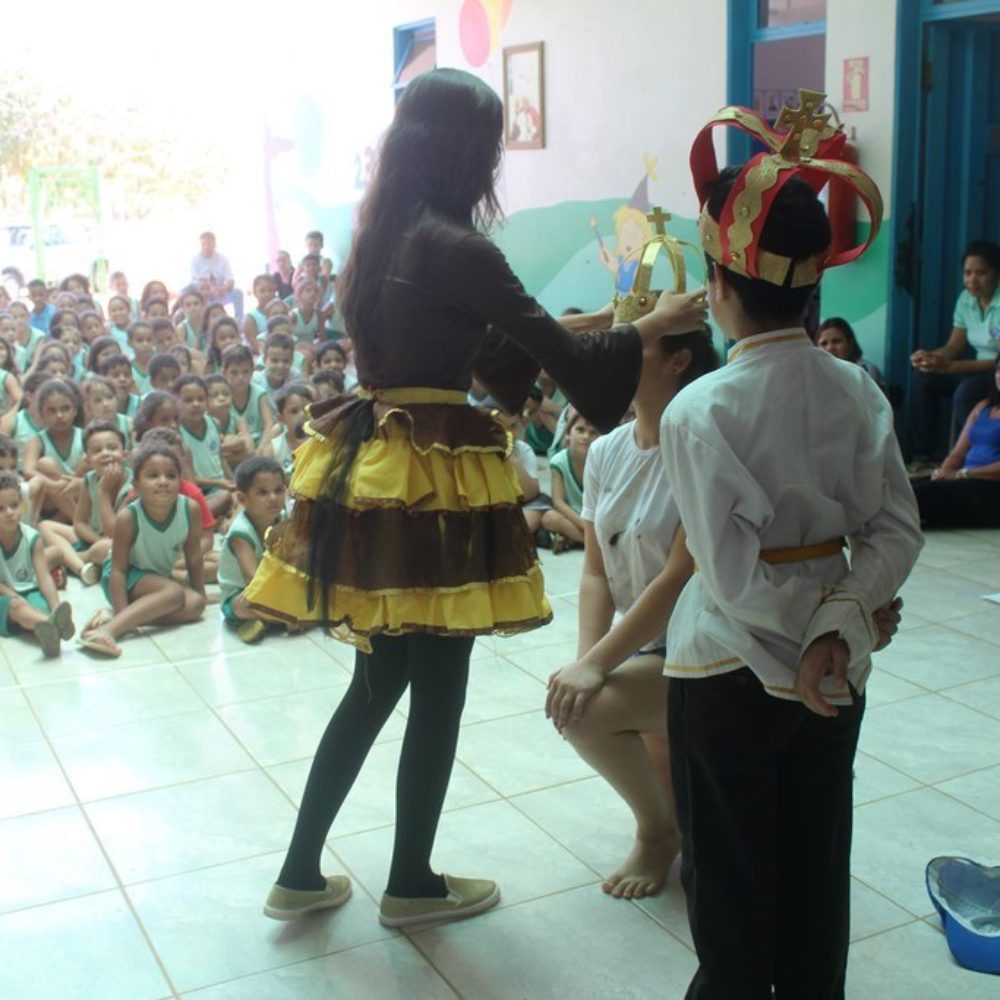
top-left (612, 206), bottom-right (698, 324)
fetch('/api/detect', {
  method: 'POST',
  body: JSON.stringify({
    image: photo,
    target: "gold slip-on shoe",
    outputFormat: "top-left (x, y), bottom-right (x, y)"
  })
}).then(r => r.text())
top-left (263, 876), bottom-right (352, 921)
top-left (379, 876), bottom-right (500, 928)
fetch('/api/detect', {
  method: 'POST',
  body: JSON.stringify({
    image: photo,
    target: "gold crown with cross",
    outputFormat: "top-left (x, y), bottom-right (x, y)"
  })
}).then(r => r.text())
top-left (689, 88), bottom-right (884, 287)
top-left (612, 206), bottom-right (700, 324)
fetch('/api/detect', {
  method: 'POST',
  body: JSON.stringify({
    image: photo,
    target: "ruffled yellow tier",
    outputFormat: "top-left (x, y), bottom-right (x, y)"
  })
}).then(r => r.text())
top-left (290, 428), bottom-right (520, 513)
top-left (246, 553), bottom-right (552, 653)
top-left (245, 386), bottom-right (553, 651)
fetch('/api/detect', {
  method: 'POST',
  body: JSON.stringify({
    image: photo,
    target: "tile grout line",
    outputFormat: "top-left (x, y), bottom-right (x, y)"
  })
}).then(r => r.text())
top-left (8, 665), bottom-right (184, 999)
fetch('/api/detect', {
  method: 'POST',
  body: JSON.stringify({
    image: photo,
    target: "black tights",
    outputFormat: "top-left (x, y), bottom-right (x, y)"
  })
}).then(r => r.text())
top-left (277, 632), bottom-right (473, 898)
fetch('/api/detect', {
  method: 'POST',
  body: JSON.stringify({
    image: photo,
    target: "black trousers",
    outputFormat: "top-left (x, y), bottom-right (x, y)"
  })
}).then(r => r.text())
top-left (912, 477), bottom-right (1000, 528)
top-left (669, 668), bottom-right (865, 1000)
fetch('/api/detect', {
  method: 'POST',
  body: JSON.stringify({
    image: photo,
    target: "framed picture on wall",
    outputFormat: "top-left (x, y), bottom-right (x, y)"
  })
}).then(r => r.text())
top-left (503, 42), bottom-right (545, 150)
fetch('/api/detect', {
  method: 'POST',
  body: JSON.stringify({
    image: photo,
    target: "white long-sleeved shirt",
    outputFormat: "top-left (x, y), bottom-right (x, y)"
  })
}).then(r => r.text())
top-left (659, 328), bottom-right (923, 703)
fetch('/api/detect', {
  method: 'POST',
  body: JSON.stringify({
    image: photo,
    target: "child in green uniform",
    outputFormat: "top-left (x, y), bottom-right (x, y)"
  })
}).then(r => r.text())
top-left (205, 374), bottom-right (253, 467)
top-left (127, 321), bottom-right (155, 394)
top-left (542, 410), bottom-right (599, 552)
top-left (0, 371), bottom-right (47, 472)
top-left (72, 420), bottom-right (131, 579)
top-left (252, 332), bottom-right (298, 411)
top-left (223, 344), bottom-right (272, 447)
top-left (261, 382), bottom-right (312, 477)
top-left (22, 379), bottom-right (85, 522)
top-left (175, 373), bottom-right (234, 519)
top-left (0, 472), bottom-right (74, 656)
top-left (79, 440), bottom-right (206, 657)
top-left (242, 274), bottom-right (277, 354)
top-left (219, 456), bottom-right (286, 643)
top-left (100, 354), bottom-right (141, 419)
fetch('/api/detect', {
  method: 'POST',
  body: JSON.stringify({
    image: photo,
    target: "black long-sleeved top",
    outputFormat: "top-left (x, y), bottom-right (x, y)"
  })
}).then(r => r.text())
top-left (352, 217), bottom-right (642, 433)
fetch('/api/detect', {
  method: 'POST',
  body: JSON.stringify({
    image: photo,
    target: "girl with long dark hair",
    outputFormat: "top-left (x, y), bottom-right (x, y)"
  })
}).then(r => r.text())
top-left (248, 68), bottom-right (706, 928)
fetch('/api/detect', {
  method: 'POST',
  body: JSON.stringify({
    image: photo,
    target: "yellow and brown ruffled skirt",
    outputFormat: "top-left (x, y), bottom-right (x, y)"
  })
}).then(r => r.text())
top-left (244, 387), bottom-right (552, 651)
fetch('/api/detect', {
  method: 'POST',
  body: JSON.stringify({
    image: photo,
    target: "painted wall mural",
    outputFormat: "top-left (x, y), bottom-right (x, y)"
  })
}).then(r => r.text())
top-left (459, 0), bottom-right (513, 67)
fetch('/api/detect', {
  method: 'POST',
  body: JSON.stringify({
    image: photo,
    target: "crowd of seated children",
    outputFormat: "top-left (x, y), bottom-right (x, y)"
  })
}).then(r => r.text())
top-left (0, 233), bottom-right (352, 657)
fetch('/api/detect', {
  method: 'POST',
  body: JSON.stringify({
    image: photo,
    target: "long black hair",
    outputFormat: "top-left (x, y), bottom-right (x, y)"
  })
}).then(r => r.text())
top-left (338, 68), bottom-right (504, 346)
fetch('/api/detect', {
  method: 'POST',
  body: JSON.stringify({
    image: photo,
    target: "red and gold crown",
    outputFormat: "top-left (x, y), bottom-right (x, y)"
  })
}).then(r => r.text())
top-left (689, 88), bottom-right (883, 287)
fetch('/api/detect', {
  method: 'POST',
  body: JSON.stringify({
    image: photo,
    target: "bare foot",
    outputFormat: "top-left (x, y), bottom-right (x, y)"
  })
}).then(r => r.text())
top-left (601, 830), bottom-right (681, 900)
top-left (81, 608), bottom-right (114, 639)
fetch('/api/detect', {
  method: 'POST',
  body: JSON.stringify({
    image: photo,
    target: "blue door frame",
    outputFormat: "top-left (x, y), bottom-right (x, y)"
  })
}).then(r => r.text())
top-left (888, 0), bottom-right (1000, 391)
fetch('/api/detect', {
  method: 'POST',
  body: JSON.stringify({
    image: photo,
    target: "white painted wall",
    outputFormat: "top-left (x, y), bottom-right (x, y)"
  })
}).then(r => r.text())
top-left (305, 0), bottom-right (729, 221)
top-left (823, 0), bottom-right (899, 216)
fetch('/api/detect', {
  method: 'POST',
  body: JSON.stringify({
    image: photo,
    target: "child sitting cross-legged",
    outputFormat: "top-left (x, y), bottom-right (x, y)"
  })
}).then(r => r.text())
top-left (0, 471), bottom-right (75, 657)
top-left (72, 420), bottom-right (132, 582)
top-left (219, 456), bottom-right (287, 644)
top-left (541, 408), bottom-right (600, 553)
top-left (78, 440), bottom-right (206, 658)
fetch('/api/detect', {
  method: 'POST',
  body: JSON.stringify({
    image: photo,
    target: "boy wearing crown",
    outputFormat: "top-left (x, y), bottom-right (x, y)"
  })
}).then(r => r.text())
top-left (659, 92), bottom-right (923, 998)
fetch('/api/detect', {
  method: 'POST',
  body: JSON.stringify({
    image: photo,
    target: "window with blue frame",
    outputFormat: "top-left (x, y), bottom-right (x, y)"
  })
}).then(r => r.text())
top-left (393, 21), bottom-right (436, 103)
top-left (728, 1), bottom-right (827, 164)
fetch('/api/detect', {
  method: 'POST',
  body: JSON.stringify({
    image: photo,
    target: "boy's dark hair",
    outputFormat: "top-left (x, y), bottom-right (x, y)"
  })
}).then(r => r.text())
top-left (87, 336), bottom-right (121, 372)
top-left (181, 286), bottom-right (204, 303)
top-left (134, 391), bottom-right (176, 440)
top-left (83, 418), bottom-right (126, 450)
top-left (141, 426), bottom-right (181, 448)
top-left (149, 353), bottom-right (182, 383)
top-left (38, 378), bottom-right (82, 421)
top-left (98, 352), bottom-right (132, 375)
top-left (27, 278), bottom-right (47, 291)
top-left (0, 470), bottom-right (20, 493)
top-left (310, 369), bottom-right (345, 394)
top-left (21, 369), bottom-right (52, 398)
top-left (962, 239), bottom-right (1000, 274)
top-left (234, 455), bottom-right (284, 491)
top-left (168, 344), bottom-right (192, 365)
top-left (50, 308), bottom-right (77, 331)
top-left (172, 373), bottom-right (207, 395)
top-left (221, 343), bottom-right (254, 369)
top-left (59, 273), bottom-right (91, 293)
top-left (0, 433), bottom-right (17, 459)
top-left (300, 253), bottom-right (321, 266)
top-left (203, 373), bottom-right (229, 391)
top-left (660, 329), bottom-right (720, 389)
top-left (132, 440), bottom-right (181, 478)
top-left (306, 230), bottom-right (324, 244)
top-left (262, 331), bottom-right (294, 356)
top-left (817, 317), bottom-right (863, 362)
top-left (314, 340), bottom-right (346, 364)
top-left (128, 320), bottom-right (153, 340)
top-left (705, 165), bottom-right (832, 326)
top-left (150, 317), bottom-right (175, 337)
top-left (83, 374), bottom-right (116, 399)
top-left (266, 315), bottom-right (292, 334)
top-left (275, 381), bottom-right (313, 414)
top-left (253, 273), bottom-right (275, 289)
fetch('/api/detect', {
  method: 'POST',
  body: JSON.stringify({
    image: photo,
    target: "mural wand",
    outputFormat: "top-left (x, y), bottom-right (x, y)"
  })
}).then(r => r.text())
top-left (588, 215), bottom-right (608, 254)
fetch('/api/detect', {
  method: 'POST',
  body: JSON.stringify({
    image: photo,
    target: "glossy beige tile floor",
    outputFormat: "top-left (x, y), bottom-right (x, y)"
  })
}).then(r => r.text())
top-left (3, 529), bottom-right (1000, 998)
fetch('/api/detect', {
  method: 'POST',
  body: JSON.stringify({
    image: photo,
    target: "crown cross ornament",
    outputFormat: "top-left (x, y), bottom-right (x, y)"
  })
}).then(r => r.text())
top-left (612, 204), bottom-right (698, 324)
top-left (774, 89), bottom-right (836, 160)
top-left (689, 88), bottom-right (883, 288)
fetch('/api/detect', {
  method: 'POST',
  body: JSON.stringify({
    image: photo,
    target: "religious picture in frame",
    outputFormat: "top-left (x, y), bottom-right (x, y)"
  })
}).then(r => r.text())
top-left (503, 42), bottom-right (545, 150)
